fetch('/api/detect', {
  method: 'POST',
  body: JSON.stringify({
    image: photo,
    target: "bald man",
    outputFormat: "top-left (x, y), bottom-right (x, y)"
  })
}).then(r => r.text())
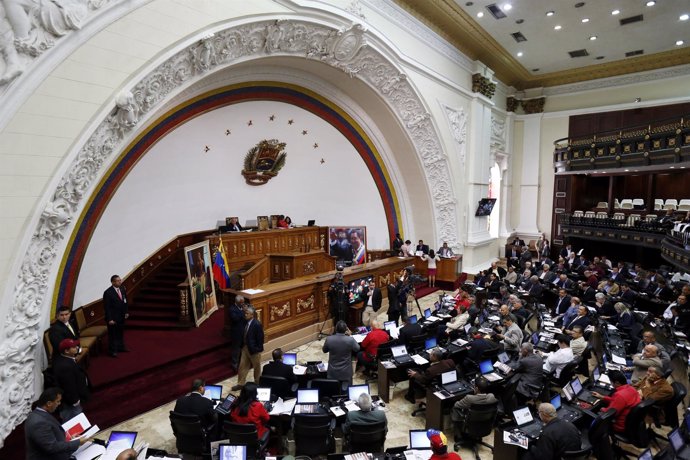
top-left (524, 403), bottom-right (580, 460)
top-left (116, 448), bottom-right (137, 460)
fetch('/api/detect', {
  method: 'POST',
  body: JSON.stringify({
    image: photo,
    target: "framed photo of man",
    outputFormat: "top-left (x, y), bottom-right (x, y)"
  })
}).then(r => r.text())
top-left (257, 216), bottom-right (269, 231)
top-left (184, 241), bottom-right (218, 326)
top-left (328, 226), bottom-right (367, 266)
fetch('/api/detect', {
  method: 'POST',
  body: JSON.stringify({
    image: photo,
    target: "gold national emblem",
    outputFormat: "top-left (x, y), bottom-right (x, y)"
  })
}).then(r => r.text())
top-left (241, 139), bottom-right (287, 185)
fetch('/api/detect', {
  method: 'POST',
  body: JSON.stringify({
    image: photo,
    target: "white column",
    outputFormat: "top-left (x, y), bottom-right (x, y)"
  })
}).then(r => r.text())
top-left (515, 113), bottom-right (543, 239)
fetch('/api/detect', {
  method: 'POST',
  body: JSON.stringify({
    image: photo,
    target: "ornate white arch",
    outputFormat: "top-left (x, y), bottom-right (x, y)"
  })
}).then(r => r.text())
top-left (0, 16), bottom-right (458, 443)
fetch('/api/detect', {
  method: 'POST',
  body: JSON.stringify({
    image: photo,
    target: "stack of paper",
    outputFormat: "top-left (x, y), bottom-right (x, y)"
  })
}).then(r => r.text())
top-left (269, 397), bottom-right (297, 415)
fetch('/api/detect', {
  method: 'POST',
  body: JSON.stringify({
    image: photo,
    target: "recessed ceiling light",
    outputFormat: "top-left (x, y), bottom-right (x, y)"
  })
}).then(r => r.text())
top-left (503, 3), bottom-right (512, 11)
top-left (589, 35), bottom-right (597, 41)
top-left (624, 169), bottom-right (629, 172)
top-left (516, 18), bottom-right (524, 24)
top-left (532, 68), bottom-right (540, 71)
top-left (546, 11), bottom-right (554, 16)
top-left (581, 18), bottom-right (590, 23)
top-left (677, 40), bottom-right (685, 46)
top-left (611, 9), bottom-right (620, 15)
top-left (517, 51), bottom-right (523, 57)
top-left (574, 2), bottom-right (585, 7)
top-left (477, 11), bottom-right (484, 17)
top-left (680, 14), bottom-right (689, 21)
top-left (465, 1), bottom-right (474, 5)
top-left (646, 1), bottom-right (655, 6)
top-left (595, 56), bottom-right (605, 60)
top-left (554, 24), bottom-right (562, 30)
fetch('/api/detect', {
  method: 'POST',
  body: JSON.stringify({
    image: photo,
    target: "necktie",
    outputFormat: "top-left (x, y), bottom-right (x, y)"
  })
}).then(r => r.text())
top-left (66, 322), bottom-right (75, 337)
top-left (244, 321), bottom-right (250, 341)
top-left (116, 288), bottom-right (122, 300)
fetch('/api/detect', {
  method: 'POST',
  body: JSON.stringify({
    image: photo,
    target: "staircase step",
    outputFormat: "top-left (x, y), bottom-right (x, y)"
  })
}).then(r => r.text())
top-left (129, 310), bottom-right (178, 320)
top-left (126, 319), bottom-right (189, 330)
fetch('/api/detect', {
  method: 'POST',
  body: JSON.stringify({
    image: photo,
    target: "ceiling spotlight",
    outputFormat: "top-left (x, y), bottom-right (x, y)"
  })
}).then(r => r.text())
top-left (677, 40), bottom-right (685, 46)
top-left (477, 11), bottom-right (484, 17)
top-left (680, 14), bottom-right (689, 21)
top-left (589, 35), bottom-right (597, 41)
top-left (503, 3), bottom-right (512, 11)
top-left (581, 18), bottom-right (590, 23)
top-left (634, 97), bottom-right (642, 102)
top-left (517, 51), bottom-right (523, 57)
top-left (554, 24), bottom-right (562, 30)
top-left (516, 18), bottom-right (524, 24)
top-left (465, 1), bottom-right (474, 5)
top-left (611, 9), bottom-right (620, 15)
top-left (546, 10), bottom-right (554, 16)
top-left (646, 0), bottom-right (655, 6)
top-left (595, 56), bottom-right (605, 60)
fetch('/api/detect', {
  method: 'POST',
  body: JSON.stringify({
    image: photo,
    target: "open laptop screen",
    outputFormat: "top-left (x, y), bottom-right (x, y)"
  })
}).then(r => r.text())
top-left (219, 444), bottom-right (247, 460)
top-left (570, 377), bottom-right (583, 395)
top-left (297, 388), bottom-right (319, 404)
top-left (283, 353), bottom-right (297, 366)
top-left (108, 431), bottom-right (137, 448)
top-left (593, 366), bottom-right (600, 381)
top-left (513, 407), bottom-right (534, 426)
top-left (550, 394), bottom-right (562, 410)
top-left (637, 449), bottom-right (653, 460)
top-left (464, 324), bottom-right (472, 334)
top-left (425, 337), bottom-right (437, 350)
top-left (669, 428), bottom-right (685, 453)
top-left (391, 345), bottom-right (408, 357)
top-left (479, 360), bottom-right (494, 375)
top-left (256, 387), bottom-right (271, 403)
top-left (497, 352), bottom-right (509, 363)
top-left (409, 430), bottom-right (431, 449)
top-left (408, 315), bottom-right (418, 324)
top-left (424, 308), bottom-right (431, 318)
top-left (384, 321), bottom-right (395, 331)
top-left (441, 370), bottom-right (457, 385)
top-left (204, 384), bottom-right (222, 401)
top-left (348, 384), bottom-right (369, 402)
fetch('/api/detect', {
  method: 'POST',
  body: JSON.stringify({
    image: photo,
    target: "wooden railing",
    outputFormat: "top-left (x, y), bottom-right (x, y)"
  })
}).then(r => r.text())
top-left (240, 258), bottom-right (270, 289)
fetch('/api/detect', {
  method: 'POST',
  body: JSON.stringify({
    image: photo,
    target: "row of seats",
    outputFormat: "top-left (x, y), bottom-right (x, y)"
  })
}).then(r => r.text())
top-left (571, 210), bottom-right (660, 227)
top-left (595, 199), bottom-right (690, 211)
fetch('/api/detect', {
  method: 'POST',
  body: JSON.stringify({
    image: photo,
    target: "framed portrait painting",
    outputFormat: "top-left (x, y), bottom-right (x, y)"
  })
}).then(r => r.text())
top-left (328, 226), bottom-right (367, 266)
top-left (184, 241), bottom-right (218, 326)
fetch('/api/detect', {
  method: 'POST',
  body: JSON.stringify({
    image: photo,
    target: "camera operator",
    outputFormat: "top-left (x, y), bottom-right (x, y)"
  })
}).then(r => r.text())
top-left (329, 266), bottom-right (348, 324)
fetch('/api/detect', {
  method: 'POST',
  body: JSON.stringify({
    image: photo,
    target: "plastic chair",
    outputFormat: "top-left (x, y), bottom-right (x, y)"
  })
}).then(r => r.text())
top-left (222, 421), bottom-right (268, 459)
top-left (620, 199), bottom-right (634, 209)
top-left (665, 199), bottom-right (678, 207)
top-left (347, 420), bottom-right (387, 453)
top-left (169, 411), bottom-right (209, 457)
top-left (453, 401), bottom-right (498, 460)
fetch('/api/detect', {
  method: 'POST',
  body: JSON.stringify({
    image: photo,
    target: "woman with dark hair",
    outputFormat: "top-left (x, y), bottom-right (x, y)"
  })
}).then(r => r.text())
top-left (421, 249), bottom-right (440, 287)
top-left (230, 382), bottom-right (270, 440)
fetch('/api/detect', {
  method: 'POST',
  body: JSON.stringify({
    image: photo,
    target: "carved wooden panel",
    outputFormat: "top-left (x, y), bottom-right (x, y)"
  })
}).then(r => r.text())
top-left (269, 301), bottom-right (291, 322)
top-left (296, 295), bottom-right (315, 314)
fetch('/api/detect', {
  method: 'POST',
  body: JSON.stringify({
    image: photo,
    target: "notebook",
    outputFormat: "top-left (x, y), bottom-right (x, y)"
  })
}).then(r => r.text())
top-left (409, 429), bottom-right (431, 449)
top-left (283, 353), bottom-right (297, 366)
top-left (391, 345), bottom-right (414, 365)
top-left (204, 384), bottom-right (223, 401)
top-left (441, 370), bottom-right (466, 394)
top-left (408, 315), bottom-right (418, 324)
top-left (425, 337), bottom-right (437, 350)
top-left (295, 388), bottom-right (320, 414)
top-left (512, 407), bottom-right (543, 438)
top-left (479, 360), bottom-right (503, 381)
top-left (348, 384), bottom-right (369, 402)
top-left (107, 431), bottom-right (137, 448)
top-left (669, 428), bottom-right (690, 459)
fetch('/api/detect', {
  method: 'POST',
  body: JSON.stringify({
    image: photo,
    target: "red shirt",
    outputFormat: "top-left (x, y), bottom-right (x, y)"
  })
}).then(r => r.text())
top-left (430, 452), bottom-right (462, 460)
top-left (360, 329), bottom-right (389, 362)
top-left (230, 401), bottom-right (271, 438)
top-left (601, 384), bottom-right (641, 432)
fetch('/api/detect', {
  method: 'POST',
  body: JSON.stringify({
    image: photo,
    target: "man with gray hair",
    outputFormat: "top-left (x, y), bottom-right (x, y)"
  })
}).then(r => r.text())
top-left (233, 305), bottom-right (264, 390)
top-left (629, 344), bottom-right (662, 384)
top-left (343, 392), bottom-right (387, 435)
top-left (511, 343), bottom-right (544, 402)
top-left (524, 403), bottom-right (580, 460)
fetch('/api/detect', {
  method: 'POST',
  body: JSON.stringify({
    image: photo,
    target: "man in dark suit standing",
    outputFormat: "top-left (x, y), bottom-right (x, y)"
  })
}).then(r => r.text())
top-left (103, 275), bottom-right (129, 357)
top-left (229, 295), bottom-right (247, 371)
top-left (25, 387), bottom-right (89, 460)
top-left (386, 283), bottom-right (402, 325)
top-left (48, 306), bottom-right (81, 360)
top-left (174, 378), bottom-right (217, 431)
top-left (262, 348), bottom-right (296, 383)
top-left (361, 280), bottom-right (382, 327)
top-left (53, 339), bottom-right (90, 421)
top-left (233, 305), bottom-right (264, 390)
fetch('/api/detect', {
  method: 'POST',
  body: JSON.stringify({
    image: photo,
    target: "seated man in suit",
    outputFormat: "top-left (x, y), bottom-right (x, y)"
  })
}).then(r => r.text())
top-left (510, 343), bottom-right (545, 403)
top-left (406, 350), bottom-right (455, 405)
top-left (451, 376), bottom-right (497, 443)
top-left (262, 348), bottom-right (296, 383)
top-left (524, 403), bottom-right (580, 460)
top-left (398, 316), bottom-right (423, 346)
top-left (173, 378), bottom-right (218, 432)
top-left (438, 242), bottom-right (454, 258)
top-left (343, 392), bottom-right (387, 436)
top-left (227, 217), bottom-right (243, 232)
top-left (48, 306), bottom-right (83, 360)
top-left (415, 240), bottom-right (430, 255)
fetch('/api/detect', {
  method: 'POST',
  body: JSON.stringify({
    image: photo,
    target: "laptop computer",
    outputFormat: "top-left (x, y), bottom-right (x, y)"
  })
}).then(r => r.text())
top-left (637, 449), bottom-right (653, 460)
top-left (409, 429), bottom-right (431, 449)
top-left (512, 407), bottom-right (544, 439)
top-left (203, 384), bottom-right (223, 401)
top-left (215, 394), bottom-right (237, 415)
top-left (383, 320), bottom-right (396, 331)
top-left (550, 394), bottom-right (581, 423)
top-left (283, 353), bottom-right (297, 366)
top-left (391, 345), bottom-right (414, 365)
top-left (441, 370), bottom-right (467, 394)
top-left (669, 428), bottom-right (690, 459)
top-left (570, 377), bottom-right (599, 405)
top-left (408, 315), bottom-right (418, 324)
top-left (591, 367), bottom-right (614, 395)
top-left (256, 387), bottom-right (271, 403)
top-left (218, 444), bottom-right (247, 460)
top-left (424, 337), bottom-right (445, 354)
top-left (494, 352), bottom-right (512, 375)
top-left (307, 219), bottom-right (316, 226)
top-left (479, 360), bottom-right (503, 382)
top-left (295, 388), bottom-right (320, 414)
top-left (107, 431), bottom-right (138, 449)
top-left (348, 384), bottom-right (369, 402)
top-left (424, 308), bottom-right (432, 319)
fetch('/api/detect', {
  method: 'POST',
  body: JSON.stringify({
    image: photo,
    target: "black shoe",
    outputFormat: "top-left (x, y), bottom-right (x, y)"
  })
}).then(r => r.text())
top-left (231, 384), bottom-right (243, 391)
top-left (405, 393), bottom-right (416, 404)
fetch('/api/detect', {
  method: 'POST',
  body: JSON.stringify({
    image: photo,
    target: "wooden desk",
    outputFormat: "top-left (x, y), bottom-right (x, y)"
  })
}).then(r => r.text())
top-left (413, 256), bottom-right (462, 284)
top-left (221, 258), bottom-right (409, 341)
top-left (425, 385), bottom-right (472, 430)
top-left (268, 250), bottom-right (334, 282)
top-left (376, 361), bottom-right (412, 403)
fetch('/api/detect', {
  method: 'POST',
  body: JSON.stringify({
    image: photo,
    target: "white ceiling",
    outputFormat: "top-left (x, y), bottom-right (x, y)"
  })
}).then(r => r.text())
top-left (456, 0), bottom-right (690, 75)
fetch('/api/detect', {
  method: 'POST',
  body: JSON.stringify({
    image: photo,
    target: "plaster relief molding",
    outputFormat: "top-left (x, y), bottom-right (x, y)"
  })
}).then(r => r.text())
top-left (0, 0), bottom-right (122, 91)
top-left (489, 114), bottom-right (506, 159)
top-left (544, 63), bottom-right (690, 97)
top-left (0, 17), bottom-right (458, 444)
top-left (442, 104), bottom-right (467, 168)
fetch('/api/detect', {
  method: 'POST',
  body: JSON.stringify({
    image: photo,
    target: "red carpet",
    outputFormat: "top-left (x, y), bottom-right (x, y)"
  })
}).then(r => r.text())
top-left (414, 286), bottom-right (440, 298)
top-left (0, 310), bottom-right (235, 459)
